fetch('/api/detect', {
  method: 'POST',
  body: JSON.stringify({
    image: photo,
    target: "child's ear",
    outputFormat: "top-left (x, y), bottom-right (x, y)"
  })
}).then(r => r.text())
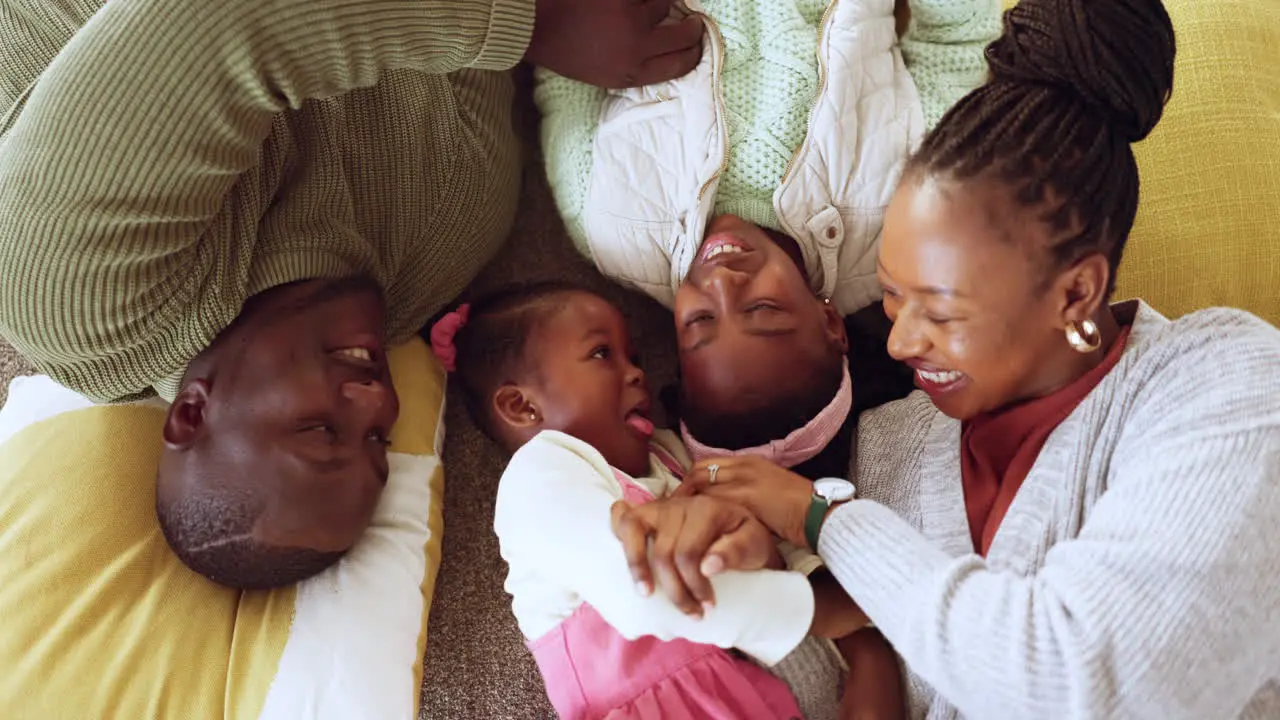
top-left (821, 300), bottom-right (849, 354)
top-left (493, 384), bottom-right (542, 432)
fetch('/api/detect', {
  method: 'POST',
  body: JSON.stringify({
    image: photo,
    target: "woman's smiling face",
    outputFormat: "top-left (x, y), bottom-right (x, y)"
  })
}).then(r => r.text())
top-left (878, 174), bottom-right (1091, 420)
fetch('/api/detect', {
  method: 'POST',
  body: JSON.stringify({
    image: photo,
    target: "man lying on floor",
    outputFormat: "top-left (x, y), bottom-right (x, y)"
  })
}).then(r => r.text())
top-left (0, 0), bottom-right (703, 588)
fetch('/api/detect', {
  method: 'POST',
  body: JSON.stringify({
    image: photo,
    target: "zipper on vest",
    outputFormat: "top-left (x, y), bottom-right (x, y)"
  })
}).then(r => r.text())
top-left (694, 10), bottom-right (730, 202)
top-left (780, 0), bottom-right (839, 187)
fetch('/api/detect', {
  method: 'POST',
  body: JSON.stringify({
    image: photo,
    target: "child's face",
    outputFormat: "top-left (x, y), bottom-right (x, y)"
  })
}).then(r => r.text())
top-left (675, 215), bottom-right (846, 424)
top-left (524, 293), bottom-right (653, 477)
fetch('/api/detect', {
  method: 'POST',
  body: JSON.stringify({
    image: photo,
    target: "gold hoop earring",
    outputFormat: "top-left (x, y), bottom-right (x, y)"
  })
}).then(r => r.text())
top-left (1065, 319), bottom-right (1101, 353)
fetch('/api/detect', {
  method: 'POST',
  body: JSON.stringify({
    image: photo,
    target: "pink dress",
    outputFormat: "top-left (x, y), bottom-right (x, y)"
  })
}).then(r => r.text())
top-left (526, 454), bottom-right (803, 720)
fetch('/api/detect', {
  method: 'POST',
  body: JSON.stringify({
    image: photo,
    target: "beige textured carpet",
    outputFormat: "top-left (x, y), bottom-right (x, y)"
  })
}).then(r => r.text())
top-left (0, 69), bottom-right (672, 718)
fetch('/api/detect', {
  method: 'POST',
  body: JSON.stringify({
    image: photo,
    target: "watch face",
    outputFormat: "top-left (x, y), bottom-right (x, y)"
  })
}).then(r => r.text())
top-left (814, 477), bottom-right (855, 502)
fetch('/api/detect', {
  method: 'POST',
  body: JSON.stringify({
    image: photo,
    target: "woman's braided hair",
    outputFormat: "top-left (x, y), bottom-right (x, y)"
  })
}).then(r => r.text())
top-left (908, 0), bottom-right (1176, 295)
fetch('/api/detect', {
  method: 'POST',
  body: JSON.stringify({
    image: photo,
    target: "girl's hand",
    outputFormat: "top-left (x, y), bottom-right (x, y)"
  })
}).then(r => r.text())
top-left (610, 494), bottom-right (776, 616)
top-left (675, 456), bottom-right (814, 548)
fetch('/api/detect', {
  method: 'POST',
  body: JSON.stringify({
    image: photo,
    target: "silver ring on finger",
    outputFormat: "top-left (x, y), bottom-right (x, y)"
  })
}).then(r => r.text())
top-left (707, 463), bottom-right (720, 485)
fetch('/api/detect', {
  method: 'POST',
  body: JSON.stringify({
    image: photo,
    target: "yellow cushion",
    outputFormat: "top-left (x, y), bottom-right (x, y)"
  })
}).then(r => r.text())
top-left (0, 338), bottom-right (447, 719)
top-left (998, 0), bottom-right (1279, 324)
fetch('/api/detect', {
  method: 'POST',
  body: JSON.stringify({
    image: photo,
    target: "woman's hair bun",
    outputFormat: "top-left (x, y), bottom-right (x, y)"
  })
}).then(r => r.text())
top-left (985, 0), bottom-right (1176, 143)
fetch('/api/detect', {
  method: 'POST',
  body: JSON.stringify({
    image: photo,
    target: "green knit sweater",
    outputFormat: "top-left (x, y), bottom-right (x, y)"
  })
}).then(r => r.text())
top-left (537, 0), bottom-right (1000, 244)
top-left (0, 0), bottom-right (531, 402)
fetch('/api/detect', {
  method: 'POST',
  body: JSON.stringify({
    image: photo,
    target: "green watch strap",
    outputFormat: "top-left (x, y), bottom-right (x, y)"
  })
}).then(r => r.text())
top-left (804, 494), bottom-right (830, 551)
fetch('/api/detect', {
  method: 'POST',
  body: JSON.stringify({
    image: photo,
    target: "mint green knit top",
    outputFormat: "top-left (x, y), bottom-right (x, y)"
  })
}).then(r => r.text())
top-left (537, 0), bottom-right (1000, 241)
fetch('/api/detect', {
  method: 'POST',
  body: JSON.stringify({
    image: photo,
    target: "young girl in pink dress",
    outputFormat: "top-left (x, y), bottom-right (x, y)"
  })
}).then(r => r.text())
top-left (430, 282), bottom-right (817, 719)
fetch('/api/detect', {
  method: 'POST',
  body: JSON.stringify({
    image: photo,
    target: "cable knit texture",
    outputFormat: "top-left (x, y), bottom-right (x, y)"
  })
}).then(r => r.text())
top-left (899, 0), bottom-right (998, 132)
top-left (704, 0), bottom-right (825, 230)
top-left (825, 301), bottom-right (1280, 719)
top-left (535, 0), bottom-right (996, 243)
top-left (0, 0), bottom-right (531, 402)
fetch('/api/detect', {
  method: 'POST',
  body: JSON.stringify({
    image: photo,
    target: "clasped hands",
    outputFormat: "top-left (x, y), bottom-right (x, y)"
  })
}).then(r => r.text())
top-left (610, 455), bottom-right (816, 617)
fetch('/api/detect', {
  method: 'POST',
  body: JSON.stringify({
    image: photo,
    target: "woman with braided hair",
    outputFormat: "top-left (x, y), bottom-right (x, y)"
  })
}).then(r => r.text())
top-left (609, 0), bottom-right (1280, 716)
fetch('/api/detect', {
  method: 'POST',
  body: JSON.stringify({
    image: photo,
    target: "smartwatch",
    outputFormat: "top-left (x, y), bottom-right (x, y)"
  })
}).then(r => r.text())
top-left (805, 477), bottom-right (856, 551)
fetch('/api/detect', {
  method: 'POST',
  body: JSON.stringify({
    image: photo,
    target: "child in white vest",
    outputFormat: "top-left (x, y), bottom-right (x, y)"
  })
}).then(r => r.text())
top-left (537, 0), bottom-right (1001, 484)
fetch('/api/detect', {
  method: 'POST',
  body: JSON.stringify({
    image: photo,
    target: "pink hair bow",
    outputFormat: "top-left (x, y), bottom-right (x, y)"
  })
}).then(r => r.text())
top-left (430, 304), bottom-right (471, 372)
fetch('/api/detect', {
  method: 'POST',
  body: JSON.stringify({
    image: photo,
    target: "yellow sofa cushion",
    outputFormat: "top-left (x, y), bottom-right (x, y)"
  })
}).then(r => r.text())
top-left (998, 0), bottom-right (1279, 324)
top-left (0, 338), bottom-right (447, 719)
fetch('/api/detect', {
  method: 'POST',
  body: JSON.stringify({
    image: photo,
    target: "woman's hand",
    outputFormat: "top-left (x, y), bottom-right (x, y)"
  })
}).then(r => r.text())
top-left (675, 456), bottom-right (814, 548)
top-left (610, 494), bottom-right (777, 616)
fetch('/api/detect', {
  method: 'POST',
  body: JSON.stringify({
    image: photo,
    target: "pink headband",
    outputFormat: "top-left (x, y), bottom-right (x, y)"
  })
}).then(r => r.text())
top-left (429, 304), bottom-right (470, 372)
top-left (681, 359), bottom-right (853, 468)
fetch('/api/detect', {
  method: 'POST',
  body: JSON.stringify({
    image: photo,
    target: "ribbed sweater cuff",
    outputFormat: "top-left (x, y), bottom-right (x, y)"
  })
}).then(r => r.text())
top-left (473, 0), bottom-right (536, 71)
top-left (817, 499), bottom-right (954, 646)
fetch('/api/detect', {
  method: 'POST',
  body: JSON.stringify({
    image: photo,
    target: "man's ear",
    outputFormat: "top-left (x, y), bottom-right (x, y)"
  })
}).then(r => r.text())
top-left (821, 301), bottom-right (849, 354)
top-left (163, 380), bottom-right (211, 450)
top-left (1054, 253), bottom-right (1111, 329)
top-left (492, 384), bottom-right (541, 432)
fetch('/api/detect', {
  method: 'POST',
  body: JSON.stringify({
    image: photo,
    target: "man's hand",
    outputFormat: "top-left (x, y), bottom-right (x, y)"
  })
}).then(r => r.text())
top-left (610, 494), bottom-right (776, 616)
top-left (526, 0), bottom-right (703, 88)
top-left (674, 456), bottom-right (814, 548)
